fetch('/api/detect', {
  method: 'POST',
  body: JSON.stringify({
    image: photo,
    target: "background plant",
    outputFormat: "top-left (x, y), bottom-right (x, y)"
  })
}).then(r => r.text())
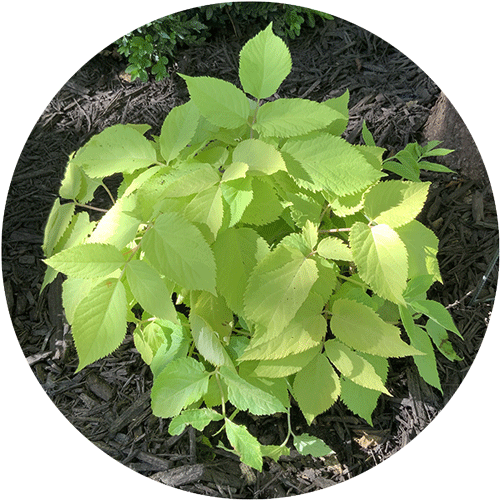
top-left (42, 24), bottom-right (460, 471)
top-left (115, 2), bottom-right (333, 82)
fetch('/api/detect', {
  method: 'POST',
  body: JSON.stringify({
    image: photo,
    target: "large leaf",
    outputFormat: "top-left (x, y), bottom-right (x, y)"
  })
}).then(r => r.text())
top-left (159, 162), bottom-right (220, 198)
top-left (125, 260), bottom-right (177, 322)
top-left (350, 222), bottom-right (408, 304)
top-left (396, 220), bottom-right (442, 282)
top-left (159, 100), bottom-right (200, 164)
top-left (190, 314), bottom-right (233, 367)
top-left (42, 199), bottom-right (75, 257)
top-left (142, 211), bottom-right (216, 294)
top-left (244, 245), bottom-right (318, 336)
top-left (252, 346), bottom-right (321, 378)
top-left (180, 74), bottom-right (250, 129)
top-left (219, 366), bottom-right (286, 415)
top-left (151, 357), bottom-right (210, 418)
top-left (238, 178), bottom-right (284, 225)
top-left (254, 99), bottom-right (338, 138)
top-left (330, 299), bottom-right (422, 357)
top-left (220, 176), bottom-right (253, 227)
top-left (213, 227), bottom-right (269, 316)
top-left (363, 180), bottom-right (430, 228)
top-left (72, 124), bottom-right (157, 178)
top-left (324, 339), bottom-right (390, 394)
top-left (45, 243), bottom-right (125, 279)
top-left (293, 353), bottom-right (340, 424)
top-left (282, 134), bottom-right (383, 196)
top-left (72, 278), bottom-right (127, 371)
top-left (239, 22), bottom-right (292, 99)
top-left (233, 139), bottom-right (286, 176)
top-left (224, 419), bottom-right (263, 471)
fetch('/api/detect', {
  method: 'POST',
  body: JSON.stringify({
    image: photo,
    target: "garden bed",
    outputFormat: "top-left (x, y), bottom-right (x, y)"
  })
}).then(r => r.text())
top-left (2, 16), bottom-right (497, 497)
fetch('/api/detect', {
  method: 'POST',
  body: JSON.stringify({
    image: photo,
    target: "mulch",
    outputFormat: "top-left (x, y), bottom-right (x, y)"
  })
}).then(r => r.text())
top-left (2, 16), bottom-right (498, 497)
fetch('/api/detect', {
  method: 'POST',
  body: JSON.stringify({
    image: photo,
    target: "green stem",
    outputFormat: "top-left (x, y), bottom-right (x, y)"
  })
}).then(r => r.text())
top-left (215, 370), bottom-right (226, 419)
top-left (74, 202), bottom-right (108, 213)
top-left (280, 406), bottom-right (295, 447)
top-left (318, 227), bottom-right (351, 234)
top-left (101, 181), bottom-right (116, 204)
top-left (337, 274), bottom-right (368, 289)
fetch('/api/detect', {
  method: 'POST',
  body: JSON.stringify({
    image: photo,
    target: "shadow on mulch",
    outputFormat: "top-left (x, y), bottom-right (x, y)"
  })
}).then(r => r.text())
top-left (2, 16), bottom-right (498, 498)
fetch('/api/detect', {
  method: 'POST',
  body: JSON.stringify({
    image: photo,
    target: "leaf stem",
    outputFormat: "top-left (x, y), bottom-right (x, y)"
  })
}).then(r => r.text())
top-left (215, 370), bottom-right (226, 419)
top-left (101, 181), bottom-right (116, 204)
top-left (318, 227), bottom-right (351, 233)
top-left (337, 274), bottom-right (368, 289)
top-left (75, 202), bottom-right (108, 213)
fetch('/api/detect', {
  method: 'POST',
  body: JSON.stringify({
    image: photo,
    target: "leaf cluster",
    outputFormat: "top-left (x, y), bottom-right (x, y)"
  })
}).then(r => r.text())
top-left (43, 24), bottom-right (460, 471)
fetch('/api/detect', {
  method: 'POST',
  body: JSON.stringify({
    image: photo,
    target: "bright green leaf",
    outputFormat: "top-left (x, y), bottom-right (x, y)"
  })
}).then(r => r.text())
top-left (293, 433), bottom-right (333, 457)
top-left (190, 314), bottom-right (233, 367)
top-left (410, 299), bottom-right (461, 337)
top-left (317, 236), bottom-right (352, 261)
top-left (233, 139), bottom-right (286, 176)
top-left (42, 199), bottom-right (75, 257)
top-left (169, 408), bottom-right (223, 435)
top-left (224, 418), bottom-right (263, 471)
top-left (239, 22), bottom-right (292, 99)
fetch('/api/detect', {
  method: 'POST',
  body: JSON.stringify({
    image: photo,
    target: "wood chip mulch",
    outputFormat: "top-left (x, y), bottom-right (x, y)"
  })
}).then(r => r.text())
top-left (2, 17), bottom-right (498, 497)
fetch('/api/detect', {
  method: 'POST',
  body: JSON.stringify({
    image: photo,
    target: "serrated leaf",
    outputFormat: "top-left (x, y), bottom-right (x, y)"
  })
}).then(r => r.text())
top-left (364, 180), bottom-right (430, 228)
top-left (213, 227), bottom-right (269, 316)
top-left (150, 322), bottom-right (191, 377)
top-left (159, 162), bottom-right (220, 198)
top-left (72, 124), bottom-right (157, 178)
top-left (238, 178), bottom-right (284, 225)
top-left (190, 314), bottom-right (233, 367)
top-left (59, 161), bottom-right (82, 200)
top-left (125, 260), bottom-right (177, 322)
top-left (350, 222), bottom-right (408, 304)
top-left (45, 243), bottom-right (125, 279)
top-left (282, 134), bottom-right (383, 197)
top-left (169, 408), bottom-right (223, 435)
top-left (224, 419), bottom-right (263, 471)
top-left (410, 299), bottom-right (461, 337)
top-left (142, 211), bottom-right (216, 294)
top-left (151, 357), bottom-right (210, 418)
top-left (180, 74), bottom-right (250, 129)
top-left (220, 176), bottom-right (253, 227)
top-left (396, 220), bottom-right (442, 283)
top-left (239, 22), bottom-right (292, 99)
top-left (252, 345), bottom-right (321, 378)
top-left (183, 184), bottom-right (224, 239)
top-left (133, 321), bottom-right (168, 365)
top-left (322, 90), bottom-right (349, 136)
top-left (261, 444), bottom-right (290, 461)
top-left (219, 366), bottom-right (286, 415)
top-left (88, 196), bottom-right (140, 250)
top-left (240, 292), bottom-right (325, 360)
top-left (254, 99), bottom-right (338, 138)
top-left (317, 237), bottom-right (352, 261)
top-left (244, 245), bottom-right (318, 336)
top-left (159, 100), bottom-right (200, 164)
top-left (42, 199), bottom-right (75, 257)
top-left (330, 299), bottom-right (422, 357)
top-left (324, 339), bottom-right (390, 394)
top-left (293, 353), bottom-right (340, 424)
top-left (362, 121), bottom-right (376, 147)
top-left (293, 433), bottom-right (333, 457)
top-left (232, 138), bottom-right (286, 176)
top-left (72, 278), bottom-right (127, 371)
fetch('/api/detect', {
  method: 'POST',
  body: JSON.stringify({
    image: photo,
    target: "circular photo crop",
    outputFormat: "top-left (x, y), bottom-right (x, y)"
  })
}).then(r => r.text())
top-left (2, 2), bottom-right (498, 499)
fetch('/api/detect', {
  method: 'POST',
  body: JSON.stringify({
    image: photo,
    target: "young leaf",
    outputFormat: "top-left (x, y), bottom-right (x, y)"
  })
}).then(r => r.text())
top-left (239, 22), bottom-right (292, 99)
top-left (184, 184), bottom-right (224, 239)
top-left (293, 353), bottom-right (340, 424)
top-left (254, 98), bottom-right (339, 138)
top-left (159, 100), bottom-right (200, 164)
top-left (399, 305), bottom-right (442, 392)
top-left (293, 433), bottom-right (333, 457)
top-left (72, 278), bottom-right (127, 371)
top-left (133, 321), bottom-right (168, 365)
top-left (350, 222), bottom-right (408, 304)
top-left (330, 299), bottom-right (422, 357)
top-left (212, 227), bottom-right (269, 316)
top-left (125, 260), bottom-right (178, 322)
top-left (151, 357), bottom-right (210, 418)
top-left (72, 124), bottom-right (158, 178)
top-left (317, 237), bottom-right (352, 261)
top-left (142, 211), bottom-right (216, 294)
top-left (219, 366), bottom-right (286, 415)
top-left (261, 445), bottom-right (291, 461)
top-left (282, 134), bottom-right (383, 197)
top-left (232, 139), bottom-right (286, 176)
top-left (45, 243), bottom-right (125, 279)
top-left (179, 74), bottom-right (250, 129)
top-left (410, 299), bottom-right (461, 337)
top-left (224, 418), bottom-right (263, 472)
top-left (363, 180), bottom-right (430, 228)
top-left (324, 339), bottom-right (390, 394)
top-left (362, 121), bottom-right (376, 147)
top-left (244, 245), bottom-right (318, 337)
top-left (220, 176), bottom-right (253, 227)
top-left (168, 408), bottom-right (223, 435)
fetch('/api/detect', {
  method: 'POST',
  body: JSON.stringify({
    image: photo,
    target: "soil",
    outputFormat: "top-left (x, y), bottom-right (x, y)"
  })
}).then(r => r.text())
top-left (2, 16), bottom-right (498, 498)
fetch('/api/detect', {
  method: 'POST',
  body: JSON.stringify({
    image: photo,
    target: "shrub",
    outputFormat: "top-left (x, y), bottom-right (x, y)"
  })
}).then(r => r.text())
top-left (115, 3), bottom-right (333, 82)
top-left (42, 24), bottom-right (460, 470)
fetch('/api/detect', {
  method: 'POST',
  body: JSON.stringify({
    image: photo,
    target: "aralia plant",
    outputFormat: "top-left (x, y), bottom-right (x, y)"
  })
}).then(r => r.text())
top-left (42, 23), bottom-right (461, 471)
